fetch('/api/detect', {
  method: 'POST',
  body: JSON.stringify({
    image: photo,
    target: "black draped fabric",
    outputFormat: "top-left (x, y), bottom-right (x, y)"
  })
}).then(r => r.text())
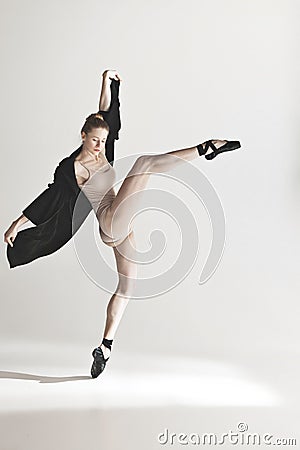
top-left (7, 79), bottom-right (121, 269)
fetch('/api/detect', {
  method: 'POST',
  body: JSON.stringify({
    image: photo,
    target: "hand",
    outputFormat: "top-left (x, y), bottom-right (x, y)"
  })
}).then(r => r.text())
top-left (102, 69), bottom-right (123, 82)
top-left (4, 221), bottom-right (19, 247)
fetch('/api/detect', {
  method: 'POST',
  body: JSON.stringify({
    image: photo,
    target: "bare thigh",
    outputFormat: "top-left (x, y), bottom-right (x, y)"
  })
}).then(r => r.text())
top-left (99, 147), bottom-right (199, 247)
top-left (99, 155), bottom-right (153, 246)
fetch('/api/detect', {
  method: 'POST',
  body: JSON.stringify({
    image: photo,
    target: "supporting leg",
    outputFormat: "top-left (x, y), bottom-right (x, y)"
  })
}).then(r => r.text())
top-left (100, 231), bottom-right (137, 359)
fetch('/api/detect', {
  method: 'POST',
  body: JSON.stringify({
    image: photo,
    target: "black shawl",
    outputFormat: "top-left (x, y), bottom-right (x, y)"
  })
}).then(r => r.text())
top-left (7, 79), bottom-right (121, 269)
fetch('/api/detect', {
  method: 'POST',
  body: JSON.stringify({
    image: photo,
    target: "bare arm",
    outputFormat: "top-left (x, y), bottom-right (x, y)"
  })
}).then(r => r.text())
top-left (98, 72), bottom-right (112, 111)
top-left (14, 213), bottom-right (29, 227)
top-left (4, 214), bottom-right (29, 247)
top-left (98, 70), bottom-right (123, 111)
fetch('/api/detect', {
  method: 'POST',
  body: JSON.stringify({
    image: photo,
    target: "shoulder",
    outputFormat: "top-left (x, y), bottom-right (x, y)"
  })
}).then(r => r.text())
top-left (74, 159), bottom-right (84, 173)
top-left (56, 150), bottom-right (80, 174)
top-left (73, 160), bottom-right (89, 185)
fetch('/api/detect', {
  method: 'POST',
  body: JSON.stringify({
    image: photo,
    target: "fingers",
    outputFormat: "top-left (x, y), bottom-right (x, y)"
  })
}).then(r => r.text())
top-left (109, 75), bottom-right (123, 82)
top-left (4, 234), bottom-right (14, 247)
top-left (5, 237), bottom-right (13, 247)
top-left (108, 70), bottom-right (123, 82)
top-left (103, 69), bottom-right (123, 82)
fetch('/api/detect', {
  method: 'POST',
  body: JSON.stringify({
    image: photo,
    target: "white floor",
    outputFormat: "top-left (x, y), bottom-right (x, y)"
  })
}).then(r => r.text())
top-left (0, 341), bottom-right (299, 450)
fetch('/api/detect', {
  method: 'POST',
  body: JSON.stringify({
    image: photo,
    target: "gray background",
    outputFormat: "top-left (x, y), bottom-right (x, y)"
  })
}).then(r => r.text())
top-left (1, 0), bottom-right (298, 355)
top-left (0, 1), bottom-right (299, 447)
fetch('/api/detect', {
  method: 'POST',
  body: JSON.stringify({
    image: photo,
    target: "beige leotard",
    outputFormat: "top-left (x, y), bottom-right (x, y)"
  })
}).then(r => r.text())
top-left (77, 160), bottom-right (116, 214)
top-left (77, 160), bottom-right (131, 246)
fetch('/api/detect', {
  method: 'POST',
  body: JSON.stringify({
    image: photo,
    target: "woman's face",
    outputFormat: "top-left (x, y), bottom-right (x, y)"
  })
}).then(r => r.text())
top-left (82, 127), bottom-right (109, 156)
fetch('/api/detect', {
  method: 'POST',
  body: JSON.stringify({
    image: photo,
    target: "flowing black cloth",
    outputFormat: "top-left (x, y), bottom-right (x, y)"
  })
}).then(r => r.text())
top-left (7, 79), bottom-right (121, 269)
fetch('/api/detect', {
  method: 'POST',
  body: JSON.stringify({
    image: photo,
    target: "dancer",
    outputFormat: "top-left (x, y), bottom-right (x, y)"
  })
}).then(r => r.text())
top-left (4, 69), bottom-right (241, 378)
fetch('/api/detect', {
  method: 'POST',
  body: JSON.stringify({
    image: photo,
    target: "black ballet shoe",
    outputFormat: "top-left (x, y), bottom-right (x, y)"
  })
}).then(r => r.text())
top-left (197, 140), bottom-right (241, 160)
top-left (90, 346), bottom-right (110, 378)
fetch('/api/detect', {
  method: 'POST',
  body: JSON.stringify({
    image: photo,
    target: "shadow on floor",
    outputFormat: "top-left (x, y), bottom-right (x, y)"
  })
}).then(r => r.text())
top-left (0, 371), bottom-right (91, 383)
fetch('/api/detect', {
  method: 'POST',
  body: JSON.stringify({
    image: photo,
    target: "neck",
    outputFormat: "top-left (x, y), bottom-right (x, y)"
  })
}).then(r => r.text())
top-left (81, 147), bottom-right (105, 163)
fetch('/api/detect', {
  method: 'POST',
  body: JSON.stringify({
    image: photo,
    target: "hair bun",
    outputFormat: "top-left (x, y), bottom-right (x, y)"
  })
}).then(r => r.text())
top-left (81, 112), bottom-right (109, 136)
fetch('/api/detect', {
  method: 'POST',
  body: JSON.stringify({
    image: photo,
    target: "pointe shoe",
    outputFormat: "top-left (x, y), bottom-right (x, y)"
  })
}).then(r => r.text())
top-left (90, 346), bottom-right (110, 378)
top-left (197, 140), bottom-right (241, 160)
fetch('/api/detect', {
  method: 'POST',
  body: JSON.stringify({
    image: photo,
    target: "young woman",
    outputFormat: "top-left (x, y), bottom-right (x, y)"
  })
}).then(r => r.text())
top-left (4, 69), bottom-right (241, 378)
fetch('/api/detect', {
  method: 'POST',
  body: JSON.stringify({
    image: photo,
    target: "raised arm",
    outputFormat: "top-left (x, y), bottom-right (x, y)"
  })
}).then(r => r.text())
top-left (98, 70), bottom-right (122, 112)
top-left (97, 70), bottom-right (123, 165)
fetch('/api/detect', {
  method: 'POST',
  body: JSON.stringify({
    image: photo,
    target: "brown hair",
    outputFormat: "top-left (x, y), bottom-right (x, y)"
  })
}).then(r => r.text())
top-left (81, 113), bottom-right (110, 136)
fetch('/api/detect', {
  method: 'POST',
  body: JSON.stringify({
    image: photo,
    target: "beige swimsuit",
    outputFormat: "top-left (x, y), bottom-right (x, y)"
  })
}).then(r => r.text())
top-left (77, 160), bottom-right (130, 246)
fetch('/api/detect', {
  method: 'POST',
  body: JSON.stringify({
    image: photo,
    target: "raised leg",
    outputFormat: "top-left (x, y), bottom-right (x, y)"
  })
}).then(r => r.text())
top-left (99, 140), bottom-right (227, 247)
